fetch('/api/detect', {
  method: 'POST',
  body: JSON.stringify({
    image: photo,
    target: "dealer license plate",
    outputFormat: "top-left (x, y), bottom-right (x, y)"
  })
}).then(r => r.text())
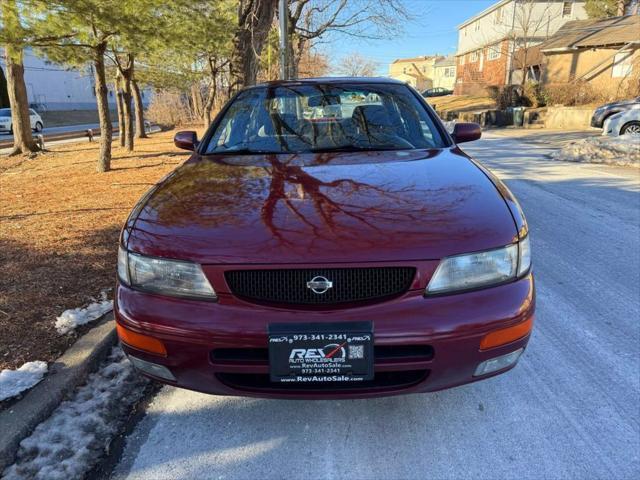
top-left (268, 322), bottom-right (373, 383)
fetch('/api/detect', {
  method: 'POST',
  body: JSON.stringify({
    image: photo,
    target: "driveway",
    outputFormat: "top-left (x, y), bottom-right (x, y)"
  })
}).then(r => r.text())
top-left (112, 130), bottom-right (640, 480)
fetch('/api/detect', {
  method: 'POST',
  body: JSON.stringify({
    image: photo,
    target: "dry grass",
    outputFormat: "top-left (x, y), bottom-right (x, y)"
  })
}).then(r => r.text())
top-left (429, 95), bottom-right (496, 113)
top-left (0, 129), bottom-right (203, 369)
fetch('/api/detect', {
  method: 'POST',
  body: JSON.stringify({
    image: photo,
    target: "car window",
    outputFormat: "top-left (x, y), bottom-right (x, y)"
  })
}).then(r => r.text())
top-left (205, 83), bottom-right (446, 154)
top-left (29, 109), bottom-right (36, 115)
top-left (0, 109), bottom-right (11, 117)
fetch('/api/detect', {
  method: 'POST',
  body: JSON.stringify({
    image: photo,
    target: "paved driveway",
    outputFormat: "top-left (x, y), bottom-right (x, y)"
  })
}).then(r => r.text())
top-left (112, 130), bottom-right (640, 480)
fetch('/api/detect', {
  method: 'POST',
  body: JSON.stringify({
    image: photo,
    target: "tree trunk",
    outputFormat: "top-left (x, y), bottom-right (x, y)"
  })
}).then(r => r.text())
top-left (190, 84), bottom-right (203, 122)
top-left (132, 80), bottom-right (147, 139)
top-left (2, 0), bottom-right (38, 156)
top-left (114, 53), bottom-right (135, 151)
top-left (203, 82), bottom-right (216, 128)
top-left (121, 79), bottom-right (133, 151)
top-left (5, 50), bottom-right (39, 156)
top-left (93, 43), bottom-right (112, 172)
top-left (230, 0), bottom-right (277, 92)
top-left (114, 76), bottom-right (125, 147)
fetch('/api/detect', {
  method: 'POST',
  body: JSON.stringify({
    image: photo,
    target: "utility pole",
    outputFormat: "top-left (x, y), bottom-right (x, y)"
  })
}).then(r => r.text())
top-left (279, 0), bottom-right (289, 80)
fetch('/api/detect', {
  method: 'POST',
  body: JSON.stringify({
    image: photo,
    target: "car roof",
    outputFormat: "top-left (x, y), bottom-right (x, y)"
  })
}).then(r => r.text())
top-left (253, 77), bottom-right (407, 88)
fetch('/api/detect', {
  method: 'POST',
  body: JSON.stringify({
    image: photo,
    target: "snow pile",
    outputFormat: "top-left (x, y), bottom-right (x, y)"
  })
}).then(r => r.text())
top-left (3, 347), bottom-right (150, 480)
top-left (55, 298), bottom-right (112, 335)
top-left (551, 135), bottom-right (640, 167)
top-left (0, 361), bottom-right (48, 402)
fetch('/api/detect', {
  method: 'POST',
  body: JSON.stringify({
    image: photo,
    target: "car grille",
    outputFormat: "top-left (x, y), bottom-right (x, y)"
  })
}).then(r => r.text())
top-left (224, 267), bottom-right (416, 306)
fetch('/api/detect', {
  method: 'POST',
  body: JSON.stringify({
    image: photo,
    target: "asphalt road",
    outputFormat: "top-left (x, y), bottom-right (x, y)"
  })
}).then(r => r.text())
top-left (112, 130), bottom-right (640, 480)
top-left (0, 122), bottom-right (120, 151)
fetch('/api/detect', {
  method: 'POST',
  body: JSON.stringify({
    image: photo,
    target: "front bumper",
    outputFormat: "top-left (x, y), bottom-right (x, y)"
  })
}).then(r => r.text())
top-left (115, 274), bottom-right (535, 399)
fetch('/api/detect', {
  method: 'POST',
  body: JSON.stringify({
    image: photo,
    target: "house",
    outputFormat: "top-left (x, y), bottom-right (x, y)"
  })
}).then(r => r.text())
top-left (454, 0), bottom-right (588, 95)
top-left (0, 48), bottom-right (151, 111)
top-left (388, 55), bottom-right (444, 91)
top-left (539, 15), bottom-right (640, 98)
top-left (433, 56), bottom-right (457, 90)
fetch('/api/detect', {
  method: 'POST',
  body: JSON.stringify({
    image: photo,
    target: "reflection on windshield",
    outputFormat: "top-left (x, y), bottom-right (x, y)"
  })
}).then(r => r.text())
top-left (205, 83), bottom-right (445, 155)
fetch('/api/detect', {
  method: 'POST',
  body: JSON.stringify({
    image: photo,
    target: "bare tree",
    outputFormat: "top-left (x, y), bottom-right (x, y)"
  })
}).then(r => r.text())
top-left (335, 52), bottom-right (377, 77)
top-left (284, 0), bottom-right (409, 78)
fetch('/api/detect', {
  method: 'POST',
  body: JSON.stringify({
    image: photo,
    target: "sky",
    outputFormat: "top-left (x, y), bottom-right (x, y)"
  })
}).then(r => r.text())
top-left (326, 0), bottom-right (497, 75)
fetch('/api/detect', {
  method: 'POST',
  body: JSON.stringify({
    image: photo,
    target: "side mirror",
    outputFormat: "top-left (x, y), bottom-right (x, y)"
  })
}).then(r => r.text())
top-left (452, 122), bottom-right (482, 144)
top-left (174, 131), bottom-right (198, 151)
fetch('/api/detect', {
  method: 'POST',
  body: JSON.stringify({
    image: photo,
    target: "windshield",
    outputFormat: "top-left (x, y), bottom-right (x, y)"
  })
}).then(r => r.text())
top-left (203, 83), bottom-right (447, 154)
top-left (0, 109), bottom-right (11, 118)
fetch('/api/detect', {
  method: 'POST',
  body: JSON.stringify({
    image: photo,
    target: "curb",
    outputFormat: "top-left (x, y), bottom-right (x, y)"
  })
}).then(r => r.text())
top-left (0, 313), bottom-right (117, 471)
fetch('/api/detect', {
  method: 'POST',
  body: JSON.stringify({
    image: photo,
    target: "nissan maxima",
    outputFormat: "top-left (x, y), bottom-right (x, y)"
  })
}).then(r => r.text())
top-left (115, 78), bottom-right (534, 399)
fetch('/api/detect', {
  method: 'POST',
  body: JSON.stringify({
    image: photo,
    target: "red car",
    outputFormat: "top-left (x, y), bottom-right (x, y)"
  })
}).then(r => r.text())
top-left (115, 78), bottom-right (534, 399)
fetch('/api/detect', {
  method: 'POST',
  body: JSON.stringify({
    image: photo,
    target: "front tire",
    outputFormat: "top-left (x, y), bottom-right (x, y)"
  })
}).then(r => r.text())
top-left (621, 121), bottom-right (640, 136)
top-left (34, 121), bottom-right (43, 133)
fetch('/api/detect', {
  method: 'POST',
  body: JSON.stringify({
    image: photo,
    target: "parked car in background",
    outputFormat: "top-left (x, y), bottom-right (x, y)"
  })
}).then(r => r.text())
top-left (591, 97), bottom-right (640, 128)
top-left (602, 109), bottom-right (640, 136)
top-left (115, 77), bottom-right (534, 400)
top-left (422, 87), bottom-right (453, 98)
top-left (0, 108), bottom-right (44, 134)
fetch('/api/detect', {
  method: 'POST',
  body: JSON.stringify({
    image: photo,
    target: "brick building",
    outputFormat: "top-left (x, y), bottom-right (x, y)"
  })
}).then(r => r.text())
top-left (454, 0), bottom-right (588, 95)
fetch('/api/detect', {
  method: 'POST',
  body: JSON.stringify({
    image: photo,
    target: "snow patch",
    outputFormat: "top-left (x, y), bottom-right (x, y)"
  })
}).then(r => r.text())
top-left (0, 361), bottom-right (48, 401)
top-left (3, 347), bottom-right (150, 480)
top-left (55, 299), bottom-right (112, 335)
top-left (551, 135), bottom-right (640, 167)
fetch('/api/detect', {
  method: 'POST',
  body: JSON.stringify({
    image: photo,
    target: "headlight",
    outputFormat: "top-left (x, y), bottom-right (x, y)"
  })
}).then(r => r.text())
top-left (426, 236), bottom-right (531, 295)
top-left (117, 246), bottom-right (216, 300)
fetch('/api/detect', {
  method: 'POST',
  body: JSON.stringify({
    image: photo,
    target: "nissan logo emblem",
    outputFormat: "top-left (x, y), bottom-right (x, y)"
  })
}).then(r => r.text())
top-left (306, 276), bottom-right (333, 294)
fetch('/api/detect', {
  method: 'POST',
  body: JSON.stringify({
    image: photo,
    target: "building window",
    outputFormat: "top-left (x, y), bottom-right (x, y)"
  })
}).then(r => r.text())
top-left (445, 67), bottom-right (455, 77)
top-left (459, 55), bottom-right (465, 65)
top-left (488, 43), bottom-right (501, 60)
top-left (475, 22), bottom-right (480, 31)
top-left (403, 67), bottom-right (406, 73)
top-left (470, 51), bottom-right (478, 62)
top-left (423, 66), bottom-right (427, 73)
top-left (612, 51), bottom-right (633, 78)
top-left (562, 2), bottom-right (572, 17)
top-left (494, 7), bottom-right (502, 24)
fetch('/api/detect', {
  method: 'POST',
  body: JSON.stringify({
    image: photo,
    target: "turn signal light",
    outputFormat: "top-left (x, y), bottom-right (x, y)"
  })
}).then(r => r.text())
top-left (480, 317), bottom-right (534, 350)
top-left (116, 323), bottom-right (167, 356)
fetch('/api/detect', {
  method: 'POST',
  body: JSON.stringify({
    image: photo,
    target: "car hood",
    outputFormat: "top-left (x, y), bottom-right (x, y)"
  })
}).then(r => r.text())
top-left (125, 149), bottom-right (518, 264)
top-left (600, 98), bottom-right (639, 109)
